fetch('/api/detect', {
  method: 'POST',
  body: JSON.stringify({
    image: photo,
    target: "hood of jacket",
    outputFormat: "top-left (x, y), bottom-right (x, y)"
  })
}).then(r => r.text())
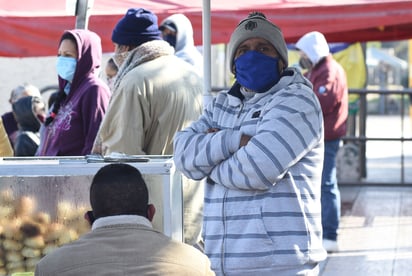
top-left (296, 31), bottom-right (329, 65)
top-left (160, 14), bottom-right (195, 55)
top-left (58, 29), bottom-right (102, 96)
top-left (159, 13), bottom-right (203, 70)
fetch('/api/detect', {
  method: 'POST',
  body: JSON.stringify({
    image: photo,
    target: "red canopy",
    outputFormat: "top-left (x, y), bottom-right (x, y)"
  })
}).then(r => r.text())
top-left (1, 0), bottom-right (412, 57)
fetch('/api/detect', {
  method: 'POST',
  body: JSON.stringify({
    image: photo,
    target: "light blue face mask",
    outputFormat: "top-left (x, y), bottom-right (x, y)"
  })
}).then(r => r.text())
top-left (56, 56), bottom-right (77, 83)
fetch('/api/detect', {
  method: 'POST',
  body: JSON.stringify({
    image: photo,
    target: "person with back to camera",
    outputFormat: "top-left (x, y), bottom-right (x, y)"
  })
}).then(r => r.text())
top-left (92, 8), bottom-right (204, 247)
top-left (173, 11), bottom-right (327, 275)
top-left (36, 29), bottom-right (111, 156)
top-left (296, 31), bottom-right (349, 253)
top-left (159, 13), bottom-right (203, 76)
top-left (34, 163), bottom-right (215, 276)
top-left (1, 83), bottom-right (42, 147)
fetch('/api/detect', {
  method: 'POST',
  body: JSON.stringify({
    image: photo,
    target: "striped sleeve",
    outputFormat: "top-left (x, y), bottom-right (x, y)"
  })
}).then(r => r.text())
top-left (173, 99), bottom-right (242, 180)
top-left (210, 87), bottom-right (323, 190)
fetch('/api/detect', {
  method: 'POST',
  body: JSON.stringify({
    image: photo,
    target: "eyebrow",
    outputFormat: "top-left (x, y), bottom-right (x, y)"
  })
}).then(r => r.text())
top-left (257, 42), bottom-right (275, 48)
top-left (59, 50), bottom-right (76, 56)
top-left (239, 41), bottom-right (273, 48)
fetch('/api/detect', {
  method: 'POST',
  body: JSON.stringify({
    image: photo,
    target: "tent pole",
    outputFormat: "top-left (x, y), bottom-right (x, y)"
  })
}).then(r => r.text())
top-left (75, 0), bottom-right (94, 29)
top-left (202, 0), bottom-right (213, 109)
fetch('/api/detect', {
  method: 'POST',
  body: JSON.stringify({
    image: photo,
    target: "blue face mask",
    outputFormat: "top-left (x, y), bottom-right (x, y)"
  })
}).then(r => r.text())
top-left (234, 50), bottom-right (281, 93)
top-left (56, 56), bottom-right (77, 83)
top-left (163, 34), bottom-right (177, 48)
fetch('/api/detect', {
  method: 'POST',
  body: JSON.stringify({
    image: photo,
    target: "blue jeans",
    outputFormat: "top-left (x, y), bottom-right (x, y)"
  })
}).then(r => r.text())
top-left (321, 139), bottom-right (341, 241)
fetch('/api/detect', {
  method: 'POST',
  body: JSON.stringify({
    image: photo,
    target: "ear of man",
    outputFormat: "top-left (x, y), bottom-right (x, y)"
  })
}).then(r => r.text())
top-left (146, 204), bottom-right (156, 221)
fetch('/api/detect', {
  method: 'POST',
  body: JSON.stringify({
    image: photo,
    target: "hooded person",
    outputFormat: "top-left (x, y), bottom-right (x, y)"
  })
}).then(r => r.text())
top-left (173, 12), bottom-right (326, 275)
top-left (296, 31), bottom-right (330, 71)
top-left (92, 8), bottom-right (204, 246)
top-left (12, 95), bottom-right (46, 156)
top-left (296, 31), bottom-right (349, 252)
top-left (159, 13), bottom-right (203, 76)
top-left (36, 29), bottom-right (111, 156)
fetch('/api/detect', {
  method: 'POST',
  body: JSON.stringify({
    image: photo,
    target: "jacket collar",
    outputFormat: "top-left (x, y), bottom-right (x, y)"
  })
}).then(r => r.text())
top-left (92, 215), bottom-right (152, 230)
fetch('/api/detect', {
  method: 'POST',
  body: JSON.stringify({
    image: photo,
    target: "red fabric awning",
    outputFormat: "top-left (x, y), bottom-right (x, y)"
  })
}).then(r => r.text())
top-left (1, 0), bottom-right (412, 57)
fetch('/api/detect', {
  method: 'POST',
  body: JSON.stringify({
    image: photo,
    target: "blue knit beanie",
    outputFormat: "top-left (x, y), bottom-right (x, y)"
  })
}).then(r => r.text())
top-left (112, 8), bottom-right (161, 46)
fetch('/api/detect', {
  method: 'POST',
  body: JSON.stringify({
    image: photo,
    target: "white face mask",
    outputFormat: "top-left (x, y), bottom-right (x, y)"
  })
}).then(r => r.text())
top-left (112, 51), bottom-right (129, 68)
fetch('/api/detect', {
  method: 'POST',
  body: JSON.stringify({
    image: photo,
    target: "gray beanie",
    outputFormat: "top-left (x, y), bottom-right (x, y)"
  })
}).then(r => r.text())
top-left (228, 13), bottom-right (288, 73)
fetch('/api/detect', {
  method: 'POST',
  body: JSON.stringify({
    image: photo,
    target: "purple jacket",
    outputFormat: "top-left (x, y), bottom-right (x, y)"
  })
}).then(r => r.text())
top-left (37, 30), bottom-right (110, 156)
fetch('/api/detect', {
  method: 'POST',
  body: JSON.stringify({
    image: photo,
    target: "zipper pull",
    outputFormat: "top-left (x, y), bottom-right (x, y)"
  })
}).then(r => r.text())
top-left (237, 103), bottom-right (244, 118)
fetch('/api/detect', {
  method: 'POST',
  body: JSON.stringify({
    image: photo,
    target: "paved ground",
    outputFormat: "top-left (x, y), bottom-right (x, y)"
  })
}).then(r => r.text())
top-left (321, 115), bottom-right (412, 275)
top-left (320, 185), bottom-right (412, 276)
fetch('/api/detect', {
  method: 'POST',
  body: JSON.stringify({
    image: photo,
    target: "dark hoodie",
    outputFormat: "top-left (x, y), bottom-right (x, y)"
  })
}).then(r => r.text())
top-left (36, 29), bottom-right (111, 156)
top-left (12, 96), bottom-right (43, 156)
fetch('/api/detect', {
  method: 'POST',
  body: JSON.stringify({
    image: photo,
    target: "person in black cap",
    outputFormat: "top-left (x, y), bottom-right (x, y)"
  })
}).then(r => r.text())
top-left (92, 8), bottom-right (205, 247)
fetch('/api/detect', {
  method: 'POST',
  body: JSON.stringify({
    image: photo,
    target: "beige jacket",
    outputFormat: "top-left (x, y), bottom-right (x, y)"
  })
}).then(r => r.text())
top-left (92, 41), bottom-right (205, 246)
top-left (0, 117), bottom-right (13, 156)
top-left (35, 216), bottom-right (215, 276)
top-left (93, 40), bottom-right (203, 155)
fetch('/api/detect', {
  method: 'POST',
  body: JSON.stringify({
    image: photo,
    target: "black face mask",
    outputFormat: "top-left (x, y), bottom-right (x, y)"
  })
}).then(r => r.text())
top-left (164, 34), bottom-right (177, 48)
top-left (299, 57), bottom-right (313, 70)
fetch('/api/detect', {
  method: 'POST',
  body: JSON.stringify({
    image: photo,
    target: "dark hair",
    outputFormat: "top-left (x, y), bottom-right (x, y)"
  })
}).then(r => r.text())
top-left (90, 163), bottom-right (149, 219)
top-left (47, 91), bottom-right (59, 109)
top-left (248, 11), bottom-right (266, 19)
top-left (44, 91), bottom-right (66, 126)
top-left (106, 58), bottom-right (118, 73)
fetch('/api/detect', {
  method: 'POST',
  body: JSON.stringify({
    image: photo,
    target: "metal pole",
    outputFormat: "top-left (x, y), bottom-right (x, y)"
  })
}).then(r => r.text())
top-left (202, 0), bottom-right (213, 109)
top-left (400, 93), bottom-right (405, 184)
top-left (359, 93), bottom-right (367, 178)
top-left (75, 0), bottom-right (93, 29)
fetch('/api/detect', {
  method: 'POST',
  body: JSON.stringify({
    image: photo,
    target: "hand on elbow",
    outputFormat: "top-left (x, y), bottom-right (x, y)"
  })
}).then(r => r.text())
top-left (240, 135), bottom-right (251, 147)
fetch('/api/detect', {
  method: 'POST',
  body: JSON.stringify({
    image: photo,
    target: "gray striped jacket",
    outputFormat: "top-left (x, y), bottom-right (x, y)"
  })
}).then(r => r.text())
top-left (174, 67), bottom-right (327, 275)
